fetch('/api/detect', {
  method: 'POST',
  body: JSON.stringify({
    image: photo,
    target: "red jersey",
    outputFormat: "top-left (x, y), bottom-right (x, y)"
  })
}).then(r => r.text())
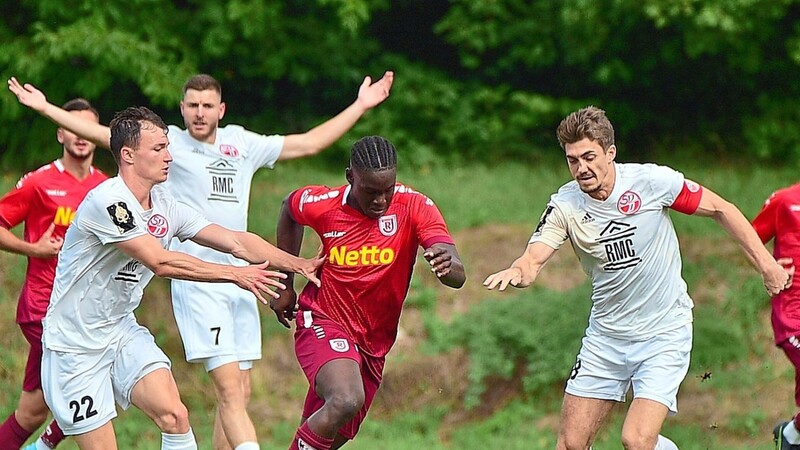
top-left (753, 182), bottom-right (800, 343)
top-left (0, 160), bottom-right (107, 324)
top-left (288, 183), bottom-right (455, 357)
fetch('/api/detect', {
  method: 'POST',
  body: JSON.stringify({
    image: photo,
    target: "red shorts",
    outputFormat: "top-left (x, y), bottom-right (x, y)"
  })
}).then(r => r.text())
top-left (780, 336), bottom-right (800, 406)
top-left (19, 321), bottom-right (44, 392)
top-left (295, 311), bottom-right (385, 440)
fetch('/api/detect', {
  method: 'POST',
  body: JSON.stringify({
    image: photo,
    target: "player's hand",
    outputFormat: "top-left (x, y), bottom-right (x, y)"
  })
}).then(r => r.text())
top-left (233, 262), bottom-right (287, 305)
top-left (297, 252), bottom-right (325, 287)
top-left (424, 246), bottom-right (454, 278)
top-left (7, 77), bottom-right (50, 113)
top-left (356, 71), bottom-right (394, 110)
top-left (269, 287), bottom-right (298, 329)
top-left (763, 258), bottom-right (794, 296)
top-left (31, 223), bottom-right (63, 258)
top-left (483, 267), bottom-right (525, 291)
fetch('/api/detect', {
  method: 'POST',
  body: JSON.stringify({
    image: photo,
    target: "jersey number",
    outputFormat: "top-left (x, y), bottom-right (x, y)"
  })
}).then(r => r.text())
top-left (211, 326), bottom-right (221, 345)
top-left (69, 396), bottom-right (98, 423)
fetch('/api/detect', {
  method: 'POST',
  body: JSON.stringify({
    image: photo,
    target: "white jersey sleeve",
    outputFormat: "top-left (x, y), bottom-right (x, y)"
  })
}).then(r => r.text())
top-left (529, 201), bottom-right (569, 250)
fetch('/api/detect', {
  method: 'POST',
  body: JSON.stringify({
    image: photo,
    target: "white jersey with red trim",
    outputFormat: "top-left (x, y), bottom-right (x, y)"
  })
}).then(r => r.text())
top-left (530, 163), bottom-right (695, 339)
top-left (43, 177), bottom-right (210, 352)
top-left (164, 124), bottom-right (284, 265)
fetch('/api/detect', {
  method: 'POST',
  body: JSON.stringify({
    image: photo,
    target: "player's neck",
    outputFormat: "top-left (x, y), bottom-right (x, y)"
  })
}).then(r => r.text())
top-left (119, 172), bottom-right (154, 210)
top-left (59, 155), bottom-right (93, 181)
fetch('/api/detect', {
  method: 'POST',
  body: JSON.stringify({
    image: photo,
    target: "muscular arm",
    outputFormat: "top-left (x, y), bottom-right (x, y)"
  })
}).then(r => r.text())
top-left (190, 223), bottom-right (320, 284)
top-left (0, 223), bottom-right (62, 258)
top-left (8, 77), bottom-right (111, 148)
top-left (114, 233), bottom-right (286, 304)
top-left (693, 187), bottom-right (791, 295)
top-left (423, 243), bottom-right (466, 288)
top-left (269, 197), bottom-right (309, 326)
top-left (279, 71), bottom-right (393, 160)
top-left (483, 241), bottom-right (558, 291)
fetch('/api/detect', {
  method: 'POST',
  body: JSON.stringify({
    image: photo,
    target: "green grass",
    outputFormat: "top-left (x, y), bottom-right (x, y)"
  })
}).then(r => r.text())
top-left (0, 159), bottom-right (797, 448)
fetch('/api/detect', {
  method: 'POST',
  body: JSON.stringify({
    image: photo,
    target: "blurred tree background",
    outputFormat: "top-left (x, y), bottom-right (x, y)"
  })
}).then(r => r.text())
top-left (3, 0), bottom-right (800, 170)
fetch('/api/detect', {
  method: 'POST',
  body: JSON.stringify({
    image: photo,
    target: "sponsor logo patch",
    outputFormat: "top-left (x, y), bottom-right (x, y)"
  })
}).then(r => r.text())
top-left (106, 202), bottom-right (136, 233)
top-left (323, 230), bottom-right (346, 238)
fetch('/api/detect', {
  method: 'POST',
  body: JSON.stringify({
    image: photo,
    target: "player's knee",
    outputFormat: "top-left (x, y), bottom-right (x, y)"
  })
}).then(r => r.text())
top-left (558, 434), bottom-right (591, 450)
top-left (621, 430), bottom-right (656, 450)
top-left (325, 390), bottom-right (364, 422)
top-left (15, 407), bottom-right (48, 430)
top-left (154, 403), bottom-right (191, 434)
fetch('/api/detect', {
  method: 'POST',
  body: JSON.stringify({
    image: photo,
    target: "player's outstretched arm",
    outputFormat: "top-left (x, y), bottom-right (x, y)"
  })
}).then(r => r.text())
top-left (423, 243), bottom-right (466, 288)
top-left (7, 77), bottom-right (111, 149)
top-left (279, 71), bottom-right (394, 161)
top-left (483, 241), bottom-right (557, 291)
top-left (115, 233), bottom-right (288, 305)
top-left (693, 187), bottom-right (792, 296)
top-left (190, 223), bottom-right (323, 287)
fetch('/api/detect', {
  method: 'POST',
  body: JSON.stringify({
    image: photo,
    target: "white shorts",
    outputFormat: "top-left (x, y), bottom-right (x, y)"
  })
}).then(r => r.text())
top-left (41, 319), bottom-right (170, 435)
top-left (171, 279), bottom-right (261, 369)
top-left (565, 323), bottom-right (692, 414)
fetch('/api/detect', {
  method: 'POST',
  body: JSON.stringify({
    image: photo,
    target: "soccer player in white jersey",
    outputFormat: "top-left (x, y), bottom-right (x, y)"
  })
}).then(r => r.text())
top-left (483, 106), bottom-right (793, 450)
top-left (8, 71), bottom-right (392, 450)
top-left (41, 106), bottom-right (322, 450)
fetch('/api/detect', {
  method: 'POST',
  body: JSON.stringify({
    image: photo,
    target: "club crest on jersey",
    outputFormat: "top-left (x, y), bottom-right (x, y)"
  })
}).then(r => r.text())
top-left (685, 179), bottom-right (700, 192)
top-left (147, 214), bottom-right (169, 238)
top-left (219, 144), bottom-right (240, 157)
top-left (106, 202), bottom-right (136, 233)
top-left (329, 339), bottom-right (350, 353)
top-left (379, 214), bottom-right (398, 236)
top-left (617, 190), bottom-right (642, 215)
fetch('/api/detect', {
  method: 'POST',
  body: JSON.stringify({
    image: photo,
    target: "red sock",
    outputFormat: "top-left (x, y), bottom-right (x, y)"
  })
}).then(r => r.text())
top-left (40, 420), bottom-right (65, 448)
top-left (0, 413), bottom-right (34, 450)
top-left (288, 422), bottom-right (335, 450)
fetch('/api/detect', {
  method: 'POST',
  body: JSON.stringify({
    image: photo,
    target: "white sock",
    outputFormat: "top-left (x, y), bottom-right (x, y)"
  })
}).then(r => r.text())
top-left (234, 442), bottom-right (260, 450)
top-left (161, 428), bottom-right (197, 450)
top-left (785, 421), bottom-right (800, 444)
top-left (655, 434), bottom-right (679, 450)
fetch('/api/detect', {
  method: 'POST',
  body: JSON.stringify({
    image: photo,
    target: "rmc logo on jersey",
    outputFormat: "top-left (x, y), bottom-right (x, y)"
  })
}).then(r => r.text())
top-left (329, 245), bottom-right (395, 266)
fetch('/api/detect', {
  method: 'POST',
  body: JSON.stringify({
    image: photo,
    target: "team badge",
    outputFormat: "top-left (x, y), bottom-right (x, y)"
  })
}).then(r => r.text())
top-left (219, 144), bottom-right (240, 157)
top-left (147, 214), bottom-right (169, 238)
top-left (106, 202), bottom-right (136, 233)
top-left (379, 214), bottom-right (398, 237)
top-left (685, 179), bottom-right (700, 192)
top-left (617, 191), bottom-right (642, 215)
top-left (329, 339), bottom-right (350, 353)
top-left (297, 438), bottom-right (318, 450)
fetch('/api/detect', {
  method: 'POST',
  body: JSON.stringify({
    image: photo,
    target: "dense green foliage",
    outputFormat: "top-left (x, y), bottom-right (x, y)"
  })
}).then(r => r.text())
top-left (3, 0), bottom-right (800, 169)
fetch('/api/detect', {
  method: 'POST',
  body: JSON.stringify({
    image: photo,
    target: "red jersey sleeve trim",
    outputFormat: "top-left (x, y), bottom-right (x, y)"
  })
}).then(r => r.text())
top-left (421, 235), bottom-right (455, 249)
top-left (670, 181), bottom-right (703, 215)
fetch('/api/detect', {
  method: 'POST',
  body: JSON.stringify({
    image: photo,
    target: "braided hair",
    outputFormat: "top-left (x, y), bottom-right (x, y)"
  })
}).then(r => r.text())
top-left (350, 136), bottom-right (397, 171)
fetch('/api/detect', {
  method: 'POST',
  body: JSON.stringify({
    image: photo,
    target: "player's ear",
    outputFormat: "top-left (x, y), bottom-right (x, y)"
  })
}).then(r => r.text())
top-left (345, 166), bottom-right (354, 184)
top-left (56, 128), bottom-right (65, 145)
top-left (218, 102), bottom-right (226, 120)
top-left (607, 144), bottom-right (617, 163)
top-left (120, 145), bottom-right (135, 164)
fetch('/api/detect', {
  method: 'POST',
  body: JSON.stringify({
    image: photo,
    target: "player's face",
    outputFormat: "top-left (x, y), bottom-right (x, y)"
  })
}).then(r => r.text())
top-left (346, 166), bottom-right (397, 219)
top-left (180, 89), bottom-right (226, 144)
top-left (58, 109), bottom-right (99, 161)
top-left (132, 123), bottom-right (172, 184)
top-left (564, 138), bottom-right (616, 198)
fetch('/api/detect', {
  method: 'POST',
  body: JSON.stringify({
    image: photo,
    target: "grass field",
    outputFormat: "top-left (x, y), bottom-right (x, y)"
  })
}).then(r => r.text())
top-left (0, 156), bottom-right (797, 449)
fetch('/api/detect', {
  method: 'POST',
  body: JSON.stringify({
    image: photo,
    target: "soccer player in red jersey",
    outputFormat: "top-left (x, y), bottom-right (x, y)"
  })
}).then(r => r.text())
top-left (753, 184), bottom-right (800, 450)
top-left (0, 99), bottom-right (108, 450)
top-left (273, 136), bottom-right (466, 450)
